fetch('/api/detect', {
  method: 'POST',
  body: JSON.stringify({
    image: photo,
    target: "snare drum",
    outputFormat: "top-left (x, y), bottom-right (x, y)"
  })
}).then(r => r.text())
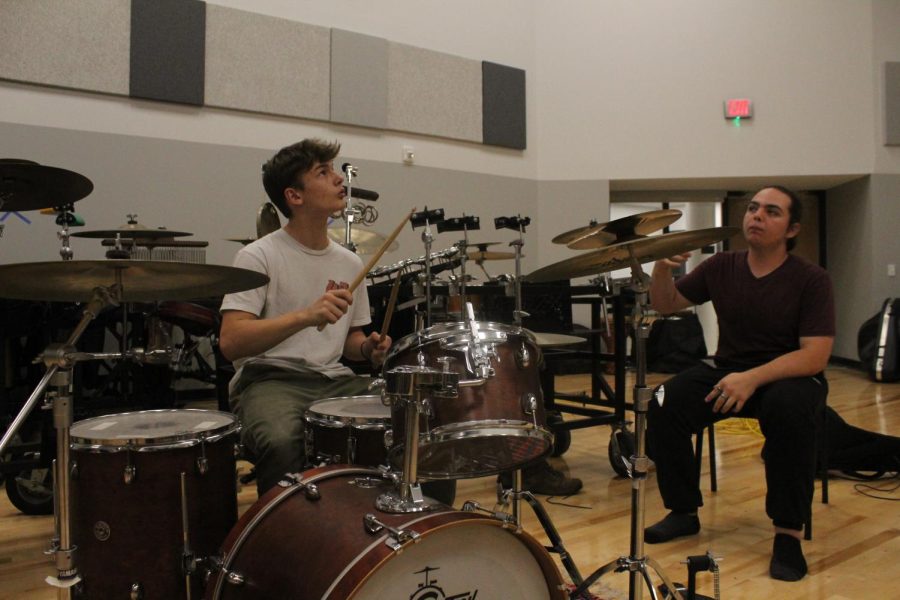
top-left (70, 409), bottom-right (239, 599)
top-left (205, 465), bottom-right (565, 599)
top-left (304, 395), bottom-right (391, 467)
top-left (382, 321), bottom-right (552, 479)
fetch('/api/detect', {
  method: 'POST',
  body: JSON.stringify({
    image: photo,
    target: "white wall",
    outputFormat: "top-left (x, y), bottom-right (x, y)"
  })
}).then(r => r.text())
top-left (533, 0), bottom-right (876, 181)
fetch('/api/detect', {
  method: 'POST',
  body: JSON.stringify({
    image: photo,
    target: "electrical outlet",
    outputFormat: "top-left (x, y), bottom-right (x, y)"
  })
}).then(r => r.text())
top-left (402, 145), bottom-right (415, 165)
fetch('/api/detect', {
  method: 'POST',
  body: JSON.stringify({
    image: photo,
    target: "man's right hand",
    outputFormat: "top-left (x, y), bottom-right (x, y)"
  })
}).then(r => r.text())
top-left (305, 288), bottom-right (353, 328)
top-left (656, 252), bottom-right (692, 271)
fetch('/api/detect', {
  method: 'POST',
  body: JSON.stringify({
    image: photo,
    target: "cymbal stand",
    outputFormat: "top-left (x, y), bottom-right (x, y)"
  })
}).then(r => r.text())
top-left (376, 365), bottom-right (459, 513)
top-left (0, 283), bottom-right (122, 599)
top-left (340, 163), bottom-right (360, 253)
top-left (495, 214), bottom-right (531, 327)
top-left (54, 203), bottom-right (78, 261)
top-left (570, 255), bottom-right (683, 600)
top-left (410, 208), bottom-right (446, 328)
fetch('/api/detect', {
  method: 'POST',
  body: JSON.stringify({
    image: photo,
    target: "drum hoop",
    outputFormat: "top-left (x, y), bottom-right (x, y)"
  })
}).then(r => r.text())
top-left (70, 409), bottom-right (239, 451)
top-left (386, 321), bottom-right (534, 360)
top-left (212, 466), bottom-right (383, 600)
top-left (421, 419), bottom-right (553, 442)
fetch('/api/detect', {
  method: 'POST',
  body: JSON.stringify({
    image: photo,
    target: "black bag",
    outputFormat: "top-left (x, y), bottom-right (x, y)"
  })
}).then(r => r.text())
top-left (858, 298), bottom-right (900, 382)
top-left (824, 406), bottom-right (900, 478)
top-left (647, 313), bottom-right (708, 373)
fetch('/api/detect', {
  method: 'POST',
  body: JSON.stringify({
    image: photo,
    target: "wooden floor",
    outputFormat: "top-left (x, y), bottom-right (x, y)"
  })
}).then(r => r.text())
top-left (0, 365), bottom-right (897, 599)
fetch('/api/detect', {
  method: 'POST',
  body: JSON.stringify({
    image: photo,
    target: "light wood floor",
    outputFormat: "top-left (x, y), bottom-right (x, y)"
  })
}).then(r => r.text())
top-left (0, 365), bottom-right (897, 599)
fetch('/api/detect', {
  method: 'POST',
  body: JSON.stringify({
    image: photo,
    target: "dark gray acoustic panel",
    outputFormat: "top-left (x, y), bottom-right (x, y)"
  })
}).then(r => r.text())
top-left (886, 62), bottom-right (900, 146)
top-left (482, 61), bottom-right (526, 150)
top-left (331, 29), bottom-right (388, 129)
top-left (130, 0), bottom-right (206, 105)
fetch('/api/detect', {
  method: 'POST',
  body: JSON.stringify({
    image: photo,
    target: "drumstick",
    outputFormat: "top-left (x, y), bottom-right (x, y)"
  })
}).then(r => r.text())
top-left (379, 272), bottom-right (404, 339)
top-left (317, 208), bottom-right (414, 331)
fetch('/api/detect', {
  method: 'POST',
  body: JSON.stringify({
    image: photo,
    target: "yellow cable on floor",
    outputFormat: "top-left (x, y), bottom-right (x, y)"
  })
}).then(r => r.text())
top-left (713, 418), bottom-right (763, 438)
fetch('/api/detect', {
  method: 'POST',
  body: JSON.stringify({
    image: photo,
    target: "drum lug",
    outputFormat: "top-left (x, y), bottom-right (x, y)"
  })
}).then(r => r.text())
top-left (129, 582), bottom-right (143, 600)
top-left (276, 473), bottom-right (321, 500)
top-left (363, 513), bottom-right (420, 550)
top-left (225, 571), bottom-right (246, 586)
top-left (123, 451), bottom-right (136, 485)
top-left (69, 459), bottom-right (78, 480)
top-left (196, 441), bottom-right (209, 476)
top-left (521, 393), bottom-right (539, 429)
top-left (516, 342), bottom-right (531, 369)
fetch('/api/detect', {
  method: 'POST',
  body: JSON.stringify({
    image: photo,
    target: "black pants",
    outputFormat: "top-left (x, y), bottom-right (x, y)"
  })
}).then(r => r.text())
top-left (646, 362), bottom-right (827, 530)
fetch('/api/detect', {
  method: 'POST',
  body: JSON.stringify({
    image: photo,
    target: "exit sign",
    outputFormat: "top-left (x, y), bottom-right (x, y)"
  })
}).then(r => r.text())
top-left (724, 99), bottom-right (753, 119)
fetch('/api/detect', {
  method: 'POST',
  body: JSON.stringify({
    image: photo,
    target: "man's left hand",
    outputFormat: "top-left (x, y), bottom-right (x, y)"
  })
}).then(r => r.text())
top-left (366, 332), bottom-right (392, 366)
top-left (705, 371), bottom-right (758, 413)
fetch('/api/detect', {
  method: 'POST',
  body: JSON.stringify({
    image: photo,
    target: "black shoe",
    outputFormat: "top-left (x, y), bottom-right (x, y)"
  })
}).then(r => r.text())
top-left (644, 511), bottom-right (700, 544)
top-left (769, 533), bottom-right (807, 581)
top-left (523, 460), bottom-right (583, 496)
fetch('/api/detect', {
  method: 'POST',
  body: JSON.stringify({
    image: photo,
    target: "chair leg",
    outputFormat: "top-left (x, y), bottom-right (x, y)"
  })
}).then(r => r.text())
top-left (695, 429), bottom-right (705, 483)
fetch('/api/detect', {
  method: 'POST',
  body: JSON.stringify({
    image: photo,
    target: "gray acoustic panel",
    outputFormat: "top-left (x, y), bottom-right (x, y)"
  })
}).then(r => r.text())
top-left (387, 42), bottom-right (482, 142)
top-left (205, 4), bottom-right (330, 121)
top-left (886, 62), bottom-right (900, 146)
top-left (130, 0), bottom-right (205, 105)
top-left (331, 29), bottom-right (388, 129)
top-left (0, 0), bottom-right (130, 95)
top-left (482, 61), bottom-right (526, 150)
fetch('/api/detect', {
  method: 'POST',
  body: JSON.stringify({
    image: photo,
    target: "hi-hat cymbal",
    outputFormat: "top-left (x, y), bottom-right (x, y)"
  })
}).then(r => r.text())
top-left (526, 227), bottom-right (739, 282)
top-left (0, 260), bottom-right (269, 302)
top-left (467, 250), bottom-right (518, 261)
top-left (553, 209), bottom-right (683, 249)
top-left (327, 226), bottom-right (399, 255)
top-left (0, 159), bottom-right (93, 211)
top-left (73, 219), bottom-right (192, 240)
top-left (470, 241), bottom-right (502, 250)
top-left (227, 237), bottom-right (256, 245)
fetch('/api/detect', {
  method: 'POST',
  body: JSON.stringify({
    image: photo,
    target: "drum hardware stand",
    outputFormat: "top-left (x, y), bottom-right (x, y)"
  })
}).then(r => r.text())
top-left (376, 365), bottom-right (458, 513)
top-left (0, 283), bottom-right (122, 599)
top-left (340, 163), bottom-right (361, 253)
top-left (53, 203), bottom-right (80, 261)
top-left (410, 208), bottom-right (445, 328)
top-left (495, 215), bottom-right (531, 327)
top-left (658, 552), bottom-right (722, 600)
top-left (569, 256), bottom-right (684, 600)
top-left (437, 214), bottom-right (480, 319)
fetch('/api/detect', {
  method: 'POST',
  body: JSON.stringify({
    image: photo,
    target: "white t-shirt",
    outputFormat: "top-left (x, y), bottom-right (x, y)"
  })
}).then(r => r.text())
top-left (220, 229), bottom-right (371, 380)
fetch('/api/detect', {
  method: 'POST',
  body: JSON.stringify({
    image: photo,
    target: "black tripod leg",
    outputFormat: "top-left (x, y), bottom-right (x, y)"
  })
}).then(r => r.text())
top-left (520, 490), bottom-right (584, 585)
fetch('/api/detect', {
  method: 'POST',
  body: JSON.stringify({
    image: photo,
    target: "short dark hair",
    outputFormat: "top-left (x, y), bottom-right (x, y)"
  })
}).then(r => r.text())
top-left (261, 139), bottom-right (341, 218)
top-left (754, 185), bottom-right (802, 251)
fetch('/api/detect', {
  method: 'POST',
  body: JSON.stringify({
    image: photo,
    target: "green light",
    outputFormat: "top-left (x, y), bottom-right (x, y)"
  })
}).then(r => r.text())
top-left (733, 116), bottom-right (741, 127)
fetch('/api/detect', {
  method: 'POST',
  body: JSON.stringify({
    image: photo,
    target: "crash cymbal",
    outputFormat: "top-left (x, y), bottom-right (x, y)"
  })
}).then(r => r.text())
top-left (73, 216), bottom-right (191, 239)
top-left (227, 237), bottom-right (256, 245)
top-left (467, 250), bottom-right (517, 261)
top-left (0, 260), bottom-right (269, 302)
top-left (470, 241), bottom-right (502, 250)
top-left (527, 330), bottom-right (586, 347)
top-left (327, 226), bottom-right (399, 255)
top-left (0, 159), bottom-right (93, 211)
top-left (553, 209), bottom-right (683, 248)
top-left (526, 226), bottom-right (740, 282)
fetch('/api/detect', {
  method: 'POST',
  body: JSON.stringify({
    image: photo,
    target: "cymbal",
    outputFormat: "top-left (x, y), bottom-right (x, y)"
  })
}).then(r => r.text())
top-left (467, 250), bottom-right (517, 261)
top-left (257, 203), bottom-right (281, 238)
top-left (469, 241), bottom-right (502, 250)
top-left (526, 226), bottom-right (740, 282)
top-left (0, 260), bottom-right (269, 302)
top-left (553, 209), bottom-right (683, 249)
top-left (527, 330), bottom-right (586, 347)
top-left (327, 226), bottom-right (398, 255)
top-left (0, 159), bottom-right (93, 211)
top-left (227, 237), bottom-right (256, 245)
top-left (73, 219), bottom-right (192, 239)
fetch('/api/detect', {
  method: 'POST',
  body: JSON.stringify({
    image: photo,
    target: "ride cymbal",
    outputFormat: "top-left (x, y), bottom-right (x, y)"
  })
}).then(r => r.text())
top-left (526, 226), bottom-right (739, 282)
top-left (553, 209), bottom-right (683, 249)
top-left (467, 250), bottom-right (518, 262)
top-left (0, 159), bottom-right (93, 212)
top-left (0, 260), bottom-right (269, 302)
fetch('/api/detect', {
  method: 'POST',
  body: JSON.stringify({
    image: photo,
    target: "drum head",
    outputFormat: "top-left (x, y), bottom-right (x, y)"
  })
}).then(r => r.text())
top-left (70, 409), bottom-right (238, 450)
top-left (305, 396), bottom-right (390, 429)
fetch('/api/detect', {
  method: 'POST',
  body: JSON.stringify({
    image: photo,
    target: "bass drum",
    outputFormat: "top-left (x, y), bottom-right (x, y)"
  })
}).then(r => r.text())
top-left (382, 321), bottom-right (552, 479)
top-left (206, 466), bottom-right (566, 600)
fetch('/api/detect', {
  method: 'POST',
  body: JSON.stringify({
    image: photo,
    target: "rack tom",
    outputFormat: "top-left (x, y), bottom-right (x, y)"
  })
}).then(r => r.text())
top-left (304, 395), bottom-right (391, 467)
top-left (382, 321), bottom-right (552, 479)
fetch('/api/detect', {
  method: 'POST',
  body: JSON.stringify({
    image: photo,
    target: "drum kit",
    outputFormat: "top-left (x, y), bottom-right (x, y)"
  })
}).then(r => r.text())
top-left (0, 158), bottom-right (737, 600)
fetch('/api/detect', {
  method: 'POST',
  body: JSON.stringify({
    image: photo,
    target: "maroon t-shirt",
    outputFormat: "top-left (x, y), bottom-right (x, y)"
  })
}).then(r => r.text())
top-left (674, 251), bottom-right (835, 367)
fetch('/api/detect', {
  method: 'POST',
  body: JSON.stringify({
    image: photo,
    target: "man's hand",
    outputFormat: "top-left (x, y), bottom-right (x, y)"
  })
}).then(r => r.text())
top-left (657, 252), bottom-right (692, 270)
top-left (705, 371), bottom-right (759, 413)
top-left (365, 332), bottom-right (392, 366)
top-left (305, 289), bottom-right (353, 328)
